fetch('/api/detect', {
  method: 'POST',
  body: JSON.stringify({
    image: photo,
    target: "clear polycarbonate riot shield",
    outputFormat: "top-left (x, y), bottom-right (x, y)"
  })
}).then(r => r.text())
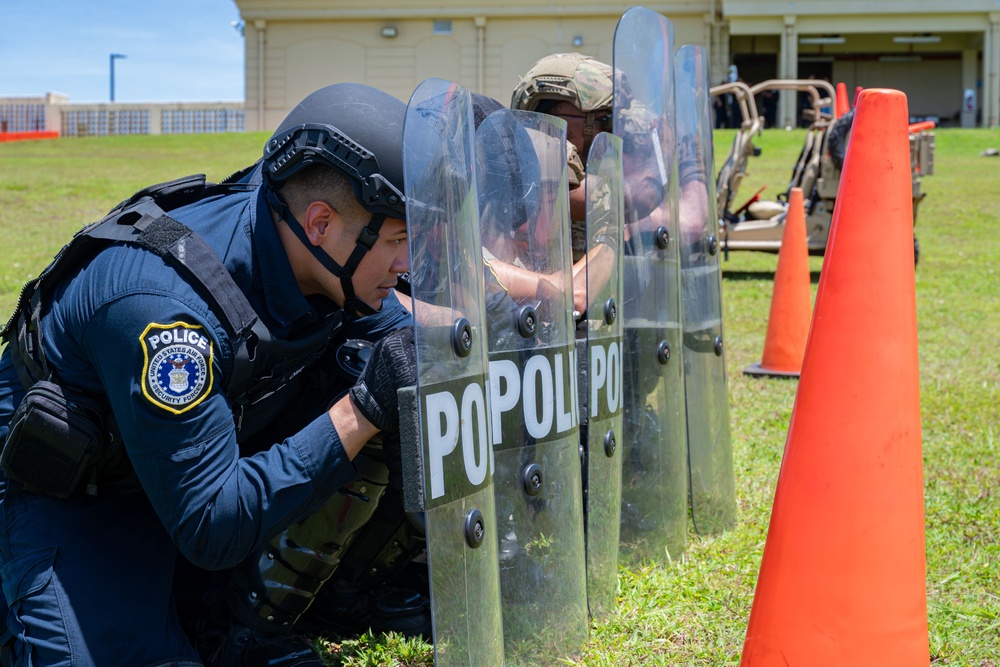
top-left (581, 131), bottom-right (625, 619)
top-left (675, 45), bottom-right (737, 535)
top-left (400, 78), bottom-right (503, 666)
top-left (613, 6), bottom-right (689, 564)
top-left (476, 108), bottom-right (588, 662)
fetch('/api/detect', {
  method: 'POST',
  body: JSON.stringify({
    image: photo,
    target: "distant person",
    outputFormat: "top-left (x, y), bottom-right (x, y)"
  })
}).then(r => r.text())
top-left (510, 52), bottom-right (623, 319)
top-left (758, 89), bottom-right (779, 129)
top-left (713, 91), bottom-right (727, 129)
top-left (827, 108), bottom-right (855, 170)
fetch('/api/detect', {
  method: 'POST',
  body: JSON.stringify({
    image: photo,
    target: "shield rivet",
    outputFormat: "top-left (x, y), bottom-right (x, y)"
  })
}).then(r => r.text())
top-left (656, 226), bottom-right (670, 249)
top-left (465, 509), bottom-right (485, 549)
top-left (707, 234), bottom-right (719, 256)
top-left (714, 335), bottom-right (724, 356)
top-left (604, 430), bottom-right (616, 457)
top-left (522, 463), bottom-right (543, 496)
top-left (452, 318), bottom-right (473, 358)
top-left (657, 340), bottom-right (671, 365)
top-left (517, 305), bottom-right (538, 338)
top-left (604, 297), bottom-right (617, 325)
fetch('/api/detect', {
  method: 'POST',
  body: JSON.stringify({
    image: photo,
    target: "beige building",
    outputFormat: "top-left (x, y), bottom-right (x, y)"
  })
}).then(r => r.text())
top-left (0, 97), bottom-right (245, 137)
top-left (233, 0), bottom-right (1000, 131)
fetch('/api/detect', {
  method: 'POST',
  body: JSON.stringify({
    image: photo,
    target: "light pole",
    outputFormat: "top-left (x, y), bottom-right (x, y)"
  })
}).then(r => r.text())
top-left (110, 53), bottom-right (126, 102)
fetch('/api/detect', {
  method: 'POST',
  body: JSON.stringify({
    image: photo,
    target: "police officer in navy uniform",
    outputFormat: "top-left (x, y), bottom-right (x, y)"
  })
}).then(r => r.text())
top-left (0, 83), bottom-right (419, 667)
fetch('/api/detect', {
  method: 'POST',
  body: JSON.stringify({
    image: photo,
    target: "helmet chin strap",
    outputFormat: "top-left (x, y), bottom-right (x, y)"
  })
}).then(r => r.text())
top-left (265, 186), bottom-right (386, 319)
top-left (582, 109), bottom-right (611, 156)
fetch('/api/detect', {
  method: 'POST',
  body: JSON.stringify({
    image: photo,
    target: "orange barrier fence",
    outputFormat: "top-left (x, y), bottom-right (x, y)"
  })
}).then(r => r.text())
top-left (0, 131), bottom-right (60, 142)
top-left (908, 121), bottom-right (936, 133)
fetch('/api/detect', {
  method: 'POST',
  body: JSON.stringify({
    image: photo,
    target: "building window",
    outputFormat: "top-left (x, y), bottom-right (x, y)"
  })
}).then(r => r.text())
top-left (162, 109), bottom-right (245, 134)
top-left (433, 20), bottom-right (453, 35)
top-left (0, 103), bottom-right (46, 132)
top-left (61, 109), bottom-right (150, 137)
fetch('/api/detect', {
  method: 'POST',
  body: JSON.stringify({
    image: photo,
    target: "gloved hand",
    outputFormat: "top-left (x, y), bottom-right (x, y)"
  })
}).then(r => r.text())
top-left (349, 327), bottom-right (417, 435)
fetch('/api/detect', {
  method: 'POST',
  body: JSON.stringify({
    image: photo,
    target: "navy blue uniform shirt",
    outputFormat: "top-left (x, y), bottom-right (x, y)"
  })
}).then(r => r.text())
top-left (0, 182), bottom-right (411, 571)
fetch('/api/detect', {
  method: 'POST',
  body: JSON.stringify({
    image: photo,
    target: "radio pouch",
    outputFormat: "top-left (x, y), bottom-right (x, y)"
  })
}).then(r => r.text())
top-left (1, 380), bottom-right (106, 498)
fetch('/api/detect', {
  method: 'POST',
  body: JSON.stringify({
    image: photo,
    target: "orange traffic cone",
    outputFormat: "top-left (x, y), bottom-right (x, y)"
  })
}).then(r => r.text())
top-left (740, 89), bottom-right (928, 665)
top-left (743, 187), bottom-right (811, 378)
top-left (835, 82), bottom-right (850, 117)
top-left (854, 86), bottom-right (863, 108)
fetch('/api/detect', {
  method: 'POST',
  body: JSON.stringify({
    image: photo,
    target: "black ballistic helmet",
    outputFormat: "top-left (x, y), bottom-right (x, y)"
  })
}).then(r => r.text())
top-left (261, 83), bottom-right (407, 317)
top-left (474, 106), bottom-right (542, 235)
top-left (263, 83), bottom-right (407, 219)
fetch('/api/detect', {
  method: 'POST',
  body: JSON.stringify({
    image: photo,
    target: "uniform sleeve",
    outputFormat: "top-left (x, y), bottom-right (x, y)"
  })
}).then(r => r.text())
top-left (82, 292), bottom-right (357, 571)
top-left (678, 133), bottom-right (707, 189)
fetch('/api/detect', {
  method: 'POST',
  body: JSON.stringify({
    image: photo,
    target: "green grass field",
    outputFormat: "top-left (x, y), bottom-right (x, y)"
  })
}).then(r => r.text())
top-left (1, 126), bottom-right (998, 665)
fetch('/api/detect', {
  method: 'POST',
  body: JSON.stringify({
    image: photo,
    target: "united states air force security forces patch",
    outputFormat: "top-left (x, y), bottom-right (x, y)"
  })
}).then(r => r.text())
top-left (140, 322), bottom-right (213, 414)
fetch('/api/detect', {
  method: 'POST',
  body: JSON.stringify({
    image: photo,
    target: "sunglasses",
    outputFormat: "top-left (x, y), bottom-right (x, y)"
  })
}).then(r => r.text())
top-left (555, 111), bottom-right (613, 130)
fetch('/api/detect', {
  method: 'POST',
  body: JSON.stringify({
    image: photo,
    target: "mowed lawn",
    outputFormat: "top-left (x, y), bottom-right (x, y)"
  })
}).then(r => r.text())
top-left (0, 125), bottom-right (998, 665)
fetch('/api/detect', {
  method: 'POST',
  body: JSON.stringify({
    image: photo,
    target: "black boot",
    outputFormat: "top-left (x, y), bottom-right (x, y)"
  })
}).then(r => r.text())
top-left (196, 622), bottom-right (324, 667)
top-left (299, 572), bottom-right (431, 640)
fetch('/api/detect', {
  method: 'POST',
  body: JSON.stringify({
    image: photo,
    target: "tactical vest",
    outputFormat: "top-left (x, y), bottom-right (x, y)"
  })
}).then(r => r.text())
top-left (2, 170), bottom-right (343, 453)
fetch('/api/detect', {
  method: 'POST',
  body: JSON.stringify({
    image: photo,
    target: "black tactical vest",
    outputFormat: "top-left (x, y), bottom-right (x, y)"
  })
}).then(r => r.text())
top-left (2, 171), bottom-right (344, 436)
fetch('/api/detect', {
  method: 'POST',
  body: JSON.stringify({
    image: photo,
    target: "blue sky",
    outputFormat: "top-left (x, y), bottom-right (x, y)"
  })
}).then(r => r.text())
top-left (0, 0), bottom-right (245, 103)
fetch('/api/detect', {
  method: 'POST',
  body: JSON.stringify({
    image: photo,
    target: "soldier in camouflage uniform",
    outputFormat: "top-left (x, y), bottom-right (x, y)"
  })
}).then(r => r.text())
top-left (511, 53), bottom-right (706, 280)
top-left (508, 54), bottom-right (625, 339)
top-left (512, 53), bottom-right (614, 273)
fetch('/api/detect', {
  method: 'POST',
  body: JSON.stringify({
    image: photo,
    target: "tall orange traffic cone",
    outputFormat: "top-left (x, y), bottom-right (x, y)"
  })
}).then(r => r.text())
top-left (740, 89), bottom-right (928, 665)
top-left (744, 188), bottom-right (811, 378)
top-left (854, 86), bottom-right (863, 108)
top-left (835, 82), bottom-right (850, 117)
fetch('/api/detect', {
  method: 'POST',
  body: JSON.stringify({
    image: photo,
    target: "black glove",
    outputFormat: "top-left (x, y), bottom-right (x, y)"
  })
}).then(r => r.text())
top-left (349, 327), bottom-right (417, 434)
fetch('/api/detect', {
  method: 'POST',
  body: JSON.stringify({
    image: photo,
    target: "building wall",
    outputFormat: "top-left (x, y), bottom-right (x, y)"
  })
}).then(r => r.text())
top-left (723, 1), bottom-right (1000, 127)
top-left (0, 93), bottom-right (68, 133)
top-left (236, 2), bottom-right (717, 131)
top-left (234, 0), bottom-right (1000, 129)
top-left (0, 97), bottom-right (246, 137)
top-left (832, 58), bottom-right (963, 120)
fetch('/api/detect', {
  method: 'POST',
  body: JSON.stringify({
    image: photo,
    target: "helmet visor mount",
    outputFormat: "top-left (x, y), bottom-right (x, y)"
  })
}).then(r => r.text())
top-left (264, 123), bottom-right (407, 220)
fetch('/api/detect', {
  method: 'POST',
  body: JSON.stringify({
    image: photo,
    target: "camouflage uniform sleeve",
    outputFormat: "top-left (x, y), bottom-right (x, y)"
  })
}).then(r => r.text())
top-left (571, 218), bottom-right (588, 263)
top-left (678, 133), bottom-right (707, 188)
top-left (587, 179), bottom-right (616, 238)
top-left (566, 140), bottom-right (585, 190)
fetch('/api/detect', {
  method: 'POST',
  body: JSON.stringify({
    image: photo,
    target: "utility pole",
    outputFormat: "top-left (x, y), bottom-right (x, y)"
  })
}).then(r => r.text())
top-left (110, 53), bottom-right (126, 102)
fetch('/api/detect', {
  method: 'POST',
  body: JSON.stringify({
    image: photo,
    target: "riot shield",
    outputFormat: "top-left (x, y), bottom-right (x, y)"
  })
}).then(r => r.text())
top-left (613, 7), bottom-right (689, 564)
top-left (400, 78), bottom-right (503, 666)
top-left (476, 109), bottom-right (588, 662)
top-left (674, 45), bottom-right (737, 534)
top-left (580, 131), bottom-right (625, 619)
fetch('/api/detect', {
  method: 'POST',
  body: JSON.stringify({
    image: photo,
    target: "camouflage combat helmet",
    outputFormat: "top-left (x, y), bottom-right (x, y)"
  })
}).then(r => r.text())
top-left (511, 52), bottom-right (614, 113)
top-left (513, 53), bottom-right (615, 159)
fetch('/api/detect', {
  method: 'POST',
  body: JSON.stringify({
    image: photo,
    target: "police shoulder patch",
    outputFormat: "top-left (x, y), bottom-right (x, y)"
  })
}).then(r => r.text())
top-left (140, 321), bottom-right (214, 414)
